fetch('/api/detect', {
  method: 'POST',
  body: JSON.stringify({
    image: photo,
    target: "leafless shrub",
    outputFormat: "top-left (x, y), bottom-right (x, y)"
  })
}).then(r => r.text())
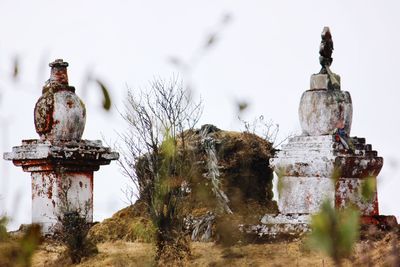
top-left (118, 78), bottom-right (202, 200)
top-left (239, 115), bottom-right (294, 149)
top-left (118, 77), bottom-right (203, 264)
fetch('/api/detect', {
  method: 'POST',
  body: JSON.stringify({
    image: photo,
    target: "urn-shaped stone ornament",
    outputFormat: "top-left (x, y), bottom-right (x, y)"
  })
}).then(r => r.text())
top-left (34, 59), bottom-right (86, 141)
top-left (298, 27), bottom-right (353, 136)
top-left (298, 79), bottom-right (353, 136)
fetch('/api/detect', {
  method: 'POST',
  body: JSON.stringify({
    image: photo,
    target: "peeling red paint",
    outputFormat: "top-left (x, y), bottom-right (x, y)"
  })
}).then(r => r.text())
top-left (66, 100), bottom-right (74, 108)
top-left (49, 59), bottom-right (69, 85)
top-left (47, 180), bottom-right (53, 199)
top-left (335, 156), bottom-right (383, 178)
top-left (335, 178), bottom-right (379, 216)
top-left (361, 215), bottom-right (398, 228)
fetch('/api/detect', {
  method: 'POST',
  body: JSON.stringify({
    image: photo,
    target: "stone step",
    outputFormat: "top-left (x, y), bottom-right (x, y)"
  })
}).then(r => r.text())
top-left (281, 140), bottom-right (374, 154)
top-left (335, 156), bottom-right (383, 178)
top-left (352, 143), bottom-right (370, 150)
top-left (350, 137), bottom-right (366, 144)
top-left (349, 150), bottom-right (370, 157)
top-left (276, 149), bottom-right (337, 158)
top-left (281, 141), bottom-right (337, 150)
top-left (274, 150), bottom-right (379, 163)
top-left (354, 143), bottom-right (366, 150)
top-left (289, 135), bottom-right (335, 143)
top-left (336, 150), bottom-right (357, 156)
top-left (261, 214), bottom-right (311, 225)
top-left (276, 147), bottom-right (377, 159)
top-left (365, 150), bottom-right (378, 157)
top-left (285, 136), bottom-right (370, 151)
top-left (270, 158), bottom-right (336, 177)
top-left (289, 135), bottom-right (367, 144)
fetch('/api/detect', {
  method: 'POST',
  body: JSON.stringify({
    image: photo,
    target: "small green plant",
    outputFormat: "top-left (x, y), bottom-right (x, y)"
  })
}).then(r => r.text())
top-left (361, 176), bottom-right (377, 201)
top-left (308, 200), bottom-right (360, 266)
top-left (150, 131), bottom-right (195, 264)
top-left (0, 219), bottom-right (42, 267)
top-left (0, 216), bottom-right (8, 241)
top-left (129, 219), bottom-right (156, 243)
top-left (16, 224), bottom-right (42, 267)
top-left (275, 168), bottom-right (286, 197)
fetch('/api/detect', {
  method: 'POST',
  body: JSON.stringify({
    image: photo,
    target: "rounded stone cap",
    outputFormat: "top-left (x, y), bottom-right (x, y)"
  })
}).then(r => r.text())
top-left (298, 89), bottom-right (352, 136)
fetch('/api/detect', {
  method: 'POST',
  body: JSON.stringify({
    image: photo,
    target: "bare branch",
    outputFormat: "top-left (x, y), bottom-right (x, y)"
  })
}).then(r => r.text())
top-left (118, 77), bottom-right (202, 202)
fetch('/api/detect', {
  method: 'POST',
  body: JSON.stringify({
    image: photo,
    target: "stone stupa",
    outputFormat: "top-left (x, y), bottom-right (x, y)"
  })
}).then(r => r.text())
top-left (256, 27), bottom-right (397, 237)
top-left (4, 59), bottom-right (119, 234)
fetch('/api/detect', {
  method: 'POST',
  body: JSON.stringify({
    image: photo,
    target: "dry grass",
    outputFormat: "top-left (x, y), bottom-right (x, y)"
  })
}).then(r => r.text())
top-left (33, 241), bottom-right (155, 267)
top-left (190, 241), bottom-right (336, 267)
top-left (31, 232), bottom-right (400, 267)
top-left (88, 201), bottom-right (155, 244)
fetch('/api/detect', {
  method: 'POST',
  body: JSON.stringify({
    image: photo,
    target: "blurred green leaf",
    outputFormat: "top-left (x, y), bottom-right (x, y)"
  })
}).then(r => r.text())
top-left (12, 56), bottom-right (19, 80)
top-left (168, 57), bottom-right (182, 66)
top-left (308, 200), bottom-right (360, 265)
top-left (361, 176), bottom-right (376, 201)
top-left (18, 224), bottom-right (42, 266)
top-left (276, 168), bottom-right (285, 196)
top-left (338, 208), bottom-right (359, 255)
top-left (205, 34), bottom-right (217, 48)
top-left (331, 167), bottom-right (342, 181)
top-left (160, 130), bottom-right (176, 159)
top-left (237, 101), bottom-right (248, 113)
top-left (221, 13), bottom-right (232, 24)
top-left (0, 216), bottom-right (8, 241)
top-left (96, 79), bottom-right (111, 111)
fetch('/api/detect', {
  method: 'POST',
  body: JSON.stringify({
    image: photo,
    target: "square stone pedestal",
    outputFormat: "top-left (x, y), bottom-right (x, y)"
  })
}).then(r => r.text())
top-left (252, 135), bottom-right (396, 238)
top-left (4, 139), bottom-right (119, 234)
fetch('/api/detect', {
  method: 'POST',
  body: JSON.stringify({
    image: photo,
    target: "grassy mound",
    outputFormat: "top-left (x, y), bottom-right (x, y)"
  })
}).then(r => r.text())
top-left (90, 126), bottom-right (278, 244)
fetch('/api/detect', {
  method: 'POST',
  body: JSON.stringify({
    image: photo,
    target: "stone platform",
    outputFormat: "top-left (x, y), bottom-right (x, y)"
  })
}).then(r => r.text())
top-left (242, 213), bottom-right (397, 241)
top-left (255, 134), bottom-right (397, 238)
top-left (270, 135), bottom-right (382, 216)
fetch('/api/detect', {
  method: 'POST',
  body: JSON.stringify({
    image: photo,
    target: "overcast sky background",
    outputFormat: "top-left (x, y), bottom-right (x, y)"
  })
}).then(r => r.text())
top-left (1, 0), bottom-right (400, 230)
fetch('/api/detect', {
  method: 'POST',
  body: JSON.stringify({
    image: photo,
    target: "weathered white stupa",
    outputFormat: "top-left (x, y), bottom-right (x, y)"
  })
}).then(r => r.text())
top-left (4, 59), bottom-right (119, 234)
top-left (258, 27), bottom-right (397, 236)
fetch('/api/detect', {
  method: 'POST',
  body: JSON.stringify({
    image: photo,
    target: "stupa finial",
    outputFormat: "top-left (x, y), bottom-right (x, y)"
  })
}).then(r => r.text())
top-left (319, 27), bottom-right (334, 73)
top-left (49, 59), bottom-right (69, 85)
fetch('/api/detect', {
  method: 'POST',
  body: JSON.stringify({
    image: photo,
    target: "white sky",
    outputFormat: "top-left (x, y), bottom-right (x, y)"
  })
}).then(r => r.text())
top-left (1, 0), bottom-right (400, 230)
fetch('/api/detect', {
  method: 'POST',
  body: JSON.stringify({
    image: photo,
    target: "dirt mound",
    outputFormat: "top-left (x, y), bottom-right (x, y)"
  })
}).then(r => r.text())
top-left (181, 125), bottom-right (277, 216)
top-left (89, 125), bottom-right (277, 243)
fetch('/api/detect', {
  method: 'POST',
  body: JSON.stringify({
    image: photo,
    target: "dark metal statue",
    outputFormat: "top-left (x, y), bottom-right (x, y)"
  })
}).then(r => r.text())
top-left (319, 27), bottom-right (333, 74)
